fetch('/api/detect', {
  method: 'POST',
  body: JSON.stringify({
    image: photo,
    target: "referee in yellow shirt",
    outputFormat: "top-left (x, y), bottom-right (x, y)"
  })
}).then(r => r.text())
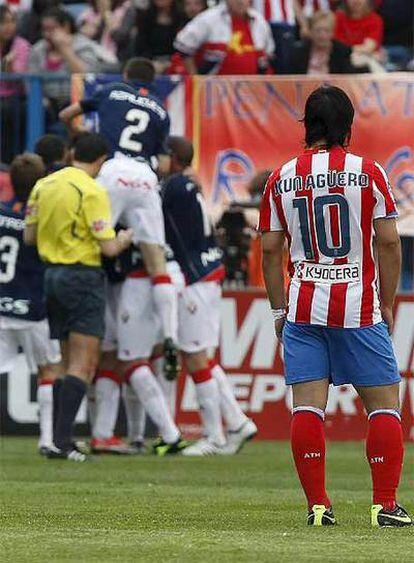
top-left (25, 133), bottom-right (133, 461)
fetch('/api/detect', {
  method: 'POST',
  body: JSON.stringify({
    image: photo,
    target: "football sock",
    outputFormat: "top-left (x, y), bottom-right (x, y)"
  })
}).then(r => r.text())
top-left (127, 364), bottom-right (180, 444)
top-left (366, 410), bottom-right (404, 511)
top-left (37, 379), bottom-right (53, 448)
top-left (152, 275), bottom-right (178, 341)
top-left (210, 362), bottom-right (247, 431)
top-left (87, 383), bottom-right (96, 430)
top-left (152, 355), bottom-right (177, 415)
top-left (191, 368), bottom-right (226, 446)
top-left (291, 407), bottom-right (331, 509)
top-left (54, 375), bottom-right (87, 451)
top-left (52, 378), bottom-right (62, 441)
top-left (93, 370), bottom-right (121, 440)
top-left (122, 383), bottom-right (146, 443)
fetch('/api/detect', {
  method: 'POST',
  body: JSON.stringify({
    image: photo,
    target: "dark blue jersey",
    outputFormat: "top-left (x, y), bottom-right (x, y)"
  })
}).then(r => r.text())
top-left (103, 226), bottom-right (174, 282)
top-left (80, 81), bottom-right (170, 161)
top-left (0, 201), bottom-right (46, 321)
top-left (162, 174), bottom-right (224, 285)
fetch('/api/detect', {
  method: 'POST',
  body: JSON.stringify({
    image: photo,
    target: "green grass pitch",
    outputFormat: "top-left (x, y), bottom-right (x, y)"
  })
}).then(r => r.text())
top-left (1, 438), bottom-right (413, 562)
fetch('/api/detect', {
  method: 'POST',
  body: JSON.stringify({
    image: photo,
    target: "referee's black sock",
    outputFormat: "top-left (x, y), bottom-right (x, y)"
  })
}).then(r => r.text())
top-left (52, 378), bottom-right (63, 443)
top-left (55, 375), bottom-right (87, 451)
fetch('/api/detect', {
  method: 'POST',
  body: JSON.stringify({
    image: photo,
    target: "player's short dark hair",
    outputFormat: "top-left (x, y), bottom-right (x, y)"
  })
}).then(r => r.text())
top-left (10, 153), bottom-right (45, 203)
top-left (168, 136), bottom-right (194, 167)
top-left (73, 133), bottom-right (109, 163)
top-left (34, 134), bottom-right (67, 170)
top-left (123, 57), bottom-right (155, 84)
top-left (304, 86), bottom-right (355, 149)
top-left (42, 7), bottom-right (76, 34)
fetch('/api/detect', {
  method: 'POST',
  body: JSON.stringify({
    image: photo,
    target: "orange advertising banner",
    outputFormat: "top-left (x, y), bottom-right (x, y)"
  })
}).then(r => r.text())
top-left (193, 74), bottom-right (414, 235)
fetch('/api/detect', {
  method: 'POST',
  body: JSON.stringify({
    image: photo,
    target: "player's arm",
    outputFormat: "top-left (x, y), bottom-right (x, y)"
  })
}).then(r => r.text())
top-left (262, 231), bottom-right (286, 340)
top-left (85, 188), bottom-right (133, 257)
top-left (372, 162), bottom-right (401, 333)
top-left (23, 223), bottom-right (37, 246)
top-left (59, 103), bottom-right (83, 125)
top-left (259, 173), bottom-right (286, 340)
top-left (24, 187), bottom-right (39, 246)
top-left (59, 90), bottom-right (102, 133)
top-left (99, 230), bottom-right (134, 258)
top-left (374, 218), bottom-right (401, 334)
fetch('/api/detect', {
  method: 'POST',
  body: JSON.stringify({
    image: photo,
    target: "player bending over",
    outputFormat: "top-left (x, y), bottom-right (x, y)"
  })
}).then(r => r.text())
top-left (59, 57), bottom-right (179, 375)
top-left (162, 136), bottom-right (257, 456)
top-left (0, 154), bottom-right (62, 454)
top-left (260, 85), bottom-right (412, 527)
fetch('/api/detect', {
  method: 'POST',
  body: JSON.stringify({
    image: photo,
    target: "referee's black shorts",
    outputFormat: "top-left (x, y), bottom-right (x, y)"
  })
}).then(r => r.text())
top-left (44, 264), bottom-right (105, 340)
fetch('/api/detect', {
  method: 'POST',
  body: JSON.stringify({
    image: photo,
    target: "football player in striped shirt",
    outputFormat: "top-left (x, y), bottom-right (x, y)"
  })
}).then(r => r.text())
top-left (260, 85), bottom-right (412, 528)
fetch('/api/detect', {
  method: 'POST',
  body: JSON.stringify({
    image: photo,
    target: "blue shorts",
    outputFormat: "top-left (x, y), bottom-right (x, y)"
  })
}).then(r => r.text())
top-left (283, 321), bottom-right (400, 387)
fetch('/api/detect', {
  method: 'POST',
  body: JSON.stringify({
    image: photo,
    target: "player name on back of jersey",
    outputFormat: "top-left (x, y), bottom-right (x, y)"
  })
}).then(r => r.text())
top-left (0, 215), bottom-right (24, 231)
top-left (109, 90), bottom-right (167, 119)
top-left (275, 171), bottom-right (369, 195)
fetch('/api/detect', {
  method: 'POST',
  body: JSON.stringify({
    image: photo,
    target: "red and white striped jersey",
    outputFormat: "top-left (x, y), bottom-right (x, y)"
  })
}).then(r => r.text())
top-left (299, 0), bottom-right (331, 18)
top-left (252, 0), bottom-right (330, 24)
top-left (252, 0), bottom-right (296, 25)
top-left (259, 146), bottom-right (398, 328)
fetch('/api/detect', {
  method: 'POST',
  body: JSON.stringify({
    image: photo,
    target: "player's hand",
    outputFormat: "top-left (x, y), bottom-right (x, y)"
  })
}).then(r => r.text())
top-left (380, 305), bottom-right (394, 334)
top-left (117, 228), bottom-right (134, 250)
top-left (274, 318), bottom-right (286, 342)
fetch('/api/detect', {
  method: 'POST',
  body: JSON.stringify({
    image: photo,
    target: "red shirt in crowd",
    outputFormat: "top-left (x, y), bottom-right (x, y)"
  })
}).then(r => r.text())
top-left (334, 10), bottom-right (383, 50)
top-left (219, 17), bottom-right (261, 75)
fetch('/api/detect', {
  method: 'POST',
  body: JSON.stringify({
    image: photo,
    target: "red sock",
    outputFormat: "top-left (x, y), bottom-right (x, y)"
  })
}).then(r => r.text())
top-left (366, 412), bottom-right (404, 511)
top-left (291, 410), bottom-right (330, 510)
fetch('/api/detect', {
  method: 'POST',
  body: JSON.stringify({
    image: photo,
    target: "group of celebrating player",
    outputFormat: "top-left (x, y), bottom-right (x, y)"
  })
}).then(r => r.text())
top-left (0, 56), bottom-right (257, 463)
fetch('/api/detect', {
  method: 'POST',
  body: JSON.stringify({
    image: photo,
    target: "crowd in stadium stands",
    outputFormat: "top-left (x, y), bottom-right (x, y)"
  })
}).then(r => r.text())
top-left (0, 0), bottom-right (412, 76)
top-left (0, 0), bottom-right (413, 162)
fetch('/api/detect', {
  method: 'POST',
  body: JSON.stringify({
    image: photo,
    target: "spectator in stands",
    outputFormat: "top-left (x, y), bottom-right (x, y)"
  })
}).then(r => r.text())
top-left (183, 0), bottom-right (207, 21)
top-left (250, 0), bottom-right (296, 72)
top-left (378, 0), bottom-right (413, 70)
top-left (0, 5), bottom-right (31, 163)
top-left (174, 0), bottom-right (275, 75)
top-left (29, 8), bottom-right (117, 132)
top-left (35, 134), bottom-right (68, 173)
top-left (287, 11), bottom-right (354, 74)
top-left (295, 0), bottom-right (332, 39)
top-left (18, 0), bottom-right (59, 45)
top-left (334, 0), bottom-right (384, 70)
top-left (134, 0), bottom-right (186, 74)
top-left (78, 0), bottom-right (136, 62)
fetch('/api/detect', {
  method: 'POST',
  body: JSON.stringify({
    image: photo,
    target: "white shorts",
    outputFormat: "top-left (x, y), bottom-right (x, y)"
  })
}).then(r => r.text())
top-left (177, 282), bottom-right (221, 353)
top-left (98, 154), bottom-right (165, 246)
top-left (102, 282), bottom-right (122, 353)
top-left (117, 277), bottom-right (163, 361)
top-left (0, 317), bottom-right (61, 373)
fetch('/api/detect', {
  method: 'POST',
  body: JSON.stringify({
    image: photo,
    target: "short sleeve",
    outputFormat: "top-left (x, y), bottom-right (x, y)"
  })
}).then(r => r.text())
top-left (372, 162), bottom-right (398, 220)
top-left (25, 184), bottom-right (40, 225)
top-left (174, 12), bottom-right (210, 56)
top-left (80, 87), bottom-right (104, 113)
top-left (258, 172), bottom-right (283, 232)
top-left (84, 185), bottom-right (116, 240)
top-left (155, 112), bottom-right (171, 156)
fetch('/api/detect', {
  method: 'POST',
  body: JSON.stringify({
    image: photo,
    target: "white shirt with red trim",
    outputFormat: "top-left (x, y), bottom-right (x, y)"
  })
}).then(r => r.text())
top-left (259, 146), bottom-right (398, 328)
top-left (174, 3), bottom-right (274, 74)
